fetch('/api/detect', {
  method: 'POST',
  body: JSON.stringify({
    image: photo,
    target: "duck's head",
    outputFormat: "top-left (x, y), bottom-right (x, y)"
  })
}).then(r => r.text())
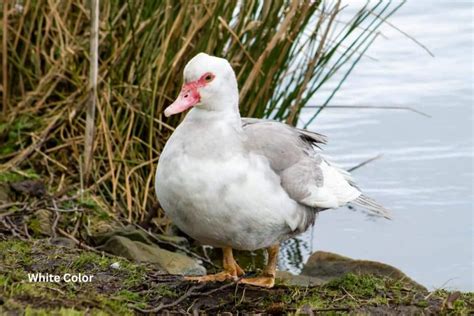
top-left (164, 53), bottom-right (239, 117)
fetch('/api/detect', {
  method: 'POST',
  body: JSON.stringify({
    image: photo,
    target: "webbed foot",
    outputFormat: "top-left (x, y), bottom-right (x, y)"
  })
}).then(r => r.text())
top-left (185, 247), bottom-right (245, 283)
top-left (240, 275), bottom-right (275, 288)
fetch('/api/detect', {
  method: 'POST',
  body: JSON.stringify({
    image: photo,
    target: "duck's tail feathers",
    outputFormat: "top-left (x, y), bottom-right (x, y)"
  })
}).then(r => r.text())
top-left (351, 194), bottom-right (392, 220)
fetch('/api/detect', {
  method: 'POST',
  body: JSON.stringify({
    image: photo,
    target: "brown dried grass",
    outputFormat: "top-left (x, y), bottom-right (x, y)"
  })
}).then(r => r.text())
top-left (0, 0), bottom-right (399, 228)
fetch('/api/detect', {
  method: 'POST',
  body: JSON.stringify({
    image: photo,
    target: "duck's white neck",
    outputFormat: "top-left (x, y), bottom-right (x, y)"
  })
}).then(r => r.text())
top-left (186, 106), bottom-right (241, 125)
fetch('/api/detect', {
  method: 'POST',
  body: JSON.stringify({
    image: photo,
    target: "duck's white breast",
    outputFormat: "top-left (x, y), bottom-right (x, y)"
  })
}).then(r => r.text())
top-left (157, 150), bottom-right (302, 250)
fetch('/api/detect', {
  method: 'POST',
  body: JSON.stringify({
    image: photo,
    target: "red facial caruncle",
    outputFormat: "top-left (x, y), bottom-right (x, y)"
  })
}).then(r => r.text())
top-left (164, 72), bottom-right (215, 117)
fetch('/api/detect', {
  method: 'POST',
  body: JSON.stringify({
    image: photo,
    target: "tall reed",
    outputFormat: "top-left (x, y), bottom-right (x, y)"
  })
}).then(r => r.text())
top-left (0, 1), bottom-right (400, 226)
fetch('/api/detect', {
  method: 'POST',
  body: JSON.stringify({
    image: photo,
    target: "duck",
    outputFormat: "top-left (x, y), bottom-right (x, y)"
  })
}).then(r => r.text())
top-left (154, 53), bottom-right (391, 288)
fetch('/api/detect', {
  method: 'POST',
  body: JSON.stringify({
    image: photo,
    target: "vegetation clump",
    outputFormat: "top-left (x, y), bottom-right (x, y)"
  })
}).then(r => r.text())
top-left (0, 0), bottom-right (402, 224)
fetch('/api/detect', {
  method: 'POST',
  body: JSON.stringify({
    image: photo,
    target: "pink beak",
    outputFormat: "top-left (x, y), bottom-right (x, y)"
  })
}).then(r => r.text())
top-left (164, 83), bottom-right (201, 117)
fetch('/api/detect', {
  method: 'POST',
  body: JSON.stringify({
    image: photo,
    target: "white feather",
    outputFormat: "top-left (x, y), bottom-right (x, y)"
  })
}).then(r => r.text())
top-left (300, 160), bottom-right (361, 208)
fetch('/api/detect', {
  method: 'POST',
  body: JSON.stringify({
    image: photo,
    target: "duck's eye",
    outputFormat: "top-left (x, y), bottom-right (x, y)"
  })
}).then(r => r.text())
top-left (204, 74), bottom-right (213, 82)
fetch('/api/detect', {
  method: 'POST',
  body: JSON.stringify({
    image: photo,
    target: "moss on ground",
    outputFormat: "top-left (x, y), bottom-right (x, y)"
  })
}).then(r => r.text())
top-left (0, 238), bottom-right (472, 315)
top-left (0, 239), bottom-right (146, 315)
top-left (0, 169), bottom-right (40, 183)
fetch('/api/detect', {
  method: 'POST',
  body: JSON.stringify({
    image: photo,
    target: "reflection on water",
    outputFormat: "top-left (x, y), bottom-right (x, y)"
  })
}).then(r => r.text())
top-left (280, 1), bottom-right (473, 291)
top-left (278, 236), bottom-right (310, 272)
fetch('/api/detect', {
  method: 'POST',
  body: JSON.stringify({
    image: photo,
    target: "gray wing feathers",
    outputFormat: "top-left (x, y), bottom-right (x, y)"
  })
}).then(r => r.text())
top-left (242, 118), bottom-right (322, 172)
top-left (241, 118), bottom-right (392, 219)
top-left (242, 117), bottom-right (327, 147)
top-left (351, 194), bottom-right (392, 219)
top-left (280, 159), bottom-right (324, 202)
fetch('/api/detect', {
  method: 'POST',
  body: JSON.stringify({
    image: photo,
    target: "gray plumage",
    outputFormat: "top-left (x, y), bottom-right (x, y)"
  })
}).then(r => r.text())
top-left (242, 118), bottom-right (391, 219)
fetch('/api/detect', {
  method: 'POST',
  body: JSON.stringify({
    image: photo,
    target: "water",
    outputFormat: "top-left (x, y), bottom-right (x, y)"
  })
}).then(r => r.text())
top-left (281, 1), bottom-right (473, 291)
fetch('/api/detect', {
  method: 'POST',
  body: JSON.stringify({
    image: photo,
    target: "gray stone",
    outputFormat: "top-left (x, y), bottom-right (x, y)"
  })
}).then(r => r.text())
top-left (93, 225), bottom-right (154, 246)
top-left (276, 271), bottom-right (326, 287)
top-left (93, 226), bottom-right (190, 250)
top-left (99, 235), bottom-right (206, 276)
top-left (155, 234), bottom-right (190, 248)
top-left (301, 251), bottom-right (425, 290)
top-left (49, 237), bottom-right (76, 249)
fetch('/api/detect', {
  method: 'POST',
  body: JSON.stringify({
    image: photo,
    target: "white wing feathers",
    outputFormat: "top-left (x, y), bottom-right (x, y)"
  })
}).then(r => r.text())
top-left (300, 159), bottom-right (361, 209)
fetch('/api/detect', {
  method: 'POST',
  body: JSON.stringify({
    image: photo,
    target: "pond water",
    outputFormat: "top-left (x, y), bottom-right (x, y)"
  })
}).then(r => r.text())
top-left (280, 1), bottom-right (473, 291)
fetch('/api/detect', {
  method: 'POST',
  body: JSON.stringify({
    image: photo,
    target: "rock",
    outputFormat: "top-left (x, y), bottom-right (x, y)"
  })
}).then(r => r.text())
top-left (155, 234), bottom-right (190, 248)
top-left (10, 180), bottom-right (46, 197)
top-left (49, 237), bottom-right (76, 249)
top-left (92, 226), bottom-right (204, 275)
top-left (93, 226), bottom-right (190, 249)
top-left (92, 225), bottom-right (154, 246)
top-left (99, 235), bottom-right (206, 276)
top-left (275, 271), bottom-right (326, 287)
top-left (301, 251), bottom-right (425, 290)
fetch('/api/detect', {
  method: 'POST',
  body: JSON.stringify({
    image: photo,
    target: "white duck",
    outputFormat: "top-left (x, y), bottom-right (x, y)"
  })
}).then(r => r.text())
top-left (155, 53), bottom-right (390, 288)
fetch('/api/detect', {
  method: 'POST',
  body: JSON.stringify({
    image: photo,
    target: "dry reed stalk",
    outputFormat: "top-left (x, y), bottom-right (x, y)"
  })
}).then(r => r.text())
top-left (84, 0), bottom-right (99, 181)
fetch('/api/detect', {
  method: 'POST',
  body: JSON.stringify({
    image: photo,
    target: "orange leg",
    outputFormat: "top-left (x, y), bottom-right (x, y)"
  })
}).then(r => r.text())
top-left (240, 244), bottom-right (279, 288)
top-left (185, 247), bottom-right (245, 283)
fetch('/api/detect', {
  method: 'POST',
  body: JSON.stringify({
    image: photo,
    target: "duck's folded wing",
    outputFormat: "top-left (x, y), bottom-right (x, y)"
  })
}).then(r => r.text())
top-left (241, 118), bottom-right (391, 219)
